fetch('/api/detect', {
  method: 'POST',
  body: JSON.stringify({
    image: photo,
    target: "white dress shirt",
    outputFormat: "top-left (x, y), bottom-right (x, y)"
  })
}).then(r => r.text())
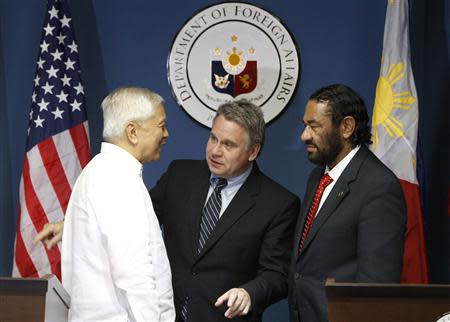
top-left (316, 145), bottom-right (361, 215)
top-left (62, 142), bottom-right (175, 322)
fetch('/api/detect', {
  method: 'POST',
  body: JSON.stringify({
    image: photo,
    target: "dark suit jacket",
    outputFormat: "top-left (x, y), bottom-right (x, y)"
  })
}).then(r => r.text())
top-left (150, 160), bottom-right (300, 322)
top-left (288, 146), bottom-right (406, 322)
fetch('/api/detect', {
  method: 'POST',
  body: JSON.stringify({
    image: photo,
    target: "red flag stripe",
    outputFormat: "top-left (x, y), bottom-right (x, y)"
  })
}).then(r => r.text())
top-left (13, 205), bottom-right (39, 278)
top-left (399, 179), bottom-right (429, 283)
top-left (53, 128), bottom-right (83, 188)
top-left (22, 156), bottom-right (62, 280)
top-left (38, 137), bottom-right (73, 214)
top-left (70, 121), bottom-right (90, 168)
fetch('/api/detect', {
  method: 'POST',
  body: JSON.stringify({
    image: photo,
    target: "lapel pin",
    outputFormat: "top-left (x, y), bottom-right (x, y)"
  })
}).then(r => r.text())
top-left (337, 191), bottom-right (344, 198)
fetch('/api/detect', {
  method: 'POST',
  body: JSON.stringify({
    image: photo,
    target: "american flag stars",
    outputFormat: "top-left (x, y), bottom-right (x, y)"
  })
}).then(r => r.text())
top-left (27, 0), bottom-right (87, 151)
top-left (48, 5), bottom-right (59, 19)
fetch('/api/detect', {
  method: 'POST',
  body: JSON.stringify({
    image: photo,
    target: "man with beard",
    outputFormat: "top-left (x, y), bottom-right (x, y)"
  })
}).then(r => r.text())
top-left (288, 84), bottom-right (406, 322)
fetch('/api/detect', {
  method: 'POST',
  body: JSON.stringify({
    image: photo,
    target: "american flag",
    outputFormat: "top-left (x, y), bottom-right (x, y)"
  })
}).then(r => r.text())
top-left (12, 0), bottom-right (90, 280)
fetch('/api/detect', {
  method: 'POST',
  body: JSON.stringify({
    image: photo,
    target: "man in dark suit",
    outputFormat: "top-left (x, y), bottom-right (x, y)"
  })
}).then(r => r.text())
top-left (151, 100), bottom-right (300, 321)
top-left (288, 84), bottom-right (406, 322)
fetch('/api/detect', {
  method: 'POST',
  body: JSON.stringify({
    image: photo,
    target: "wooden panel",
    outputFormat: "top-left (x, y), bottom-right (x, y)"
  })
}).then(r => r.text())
top-left (326, 280), bottom-right (450, 322)
top-left (329, 297), bottom-right (450, 322)
top-left (0, 294), bottom-right (46, 322)
top-left (0, 277), bottom-right (48, 322)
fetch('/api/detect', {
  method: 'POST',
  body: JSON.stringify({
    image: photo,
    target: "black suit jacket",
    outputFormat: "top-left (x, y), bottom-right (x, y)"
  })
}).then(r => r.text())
top-left (288, 146), bottom-right (406, 322)
top-left (150, 160), bottom-right (300, 322)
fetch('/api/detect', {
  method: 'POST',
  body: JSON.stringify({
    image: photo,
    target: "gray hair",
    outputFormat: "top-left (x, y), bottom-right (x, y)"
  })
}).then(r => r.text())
top-left (214, 99), bottom-right (265, 150)
top-left (101, 87), bottom-right (164, 141)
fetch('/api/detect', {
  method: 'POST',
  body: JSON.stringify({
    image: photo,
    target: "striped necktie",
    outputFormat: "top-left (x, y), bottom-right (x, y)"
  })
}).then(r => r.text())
top-left (198, 177), bottom-right (228, 252)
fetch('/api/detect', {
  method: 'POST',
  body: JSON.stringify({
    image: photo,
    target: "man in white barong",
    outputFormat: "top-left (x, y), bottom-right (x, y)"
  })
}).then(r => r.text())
top-left (62, 87), bottom-right (175, 322)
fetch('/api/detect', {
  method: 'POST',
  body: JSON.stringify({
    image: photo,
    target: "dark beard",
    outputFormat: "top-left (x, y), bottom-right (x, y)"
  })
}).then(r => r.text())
top-left (306, 130), bottom-right (343, 166)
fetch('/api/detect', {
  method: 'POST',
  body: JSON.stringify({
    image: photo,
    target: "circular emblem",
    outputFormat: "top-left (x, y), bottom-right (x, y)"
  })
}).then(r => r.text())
top-left (167, 2), bottom-right (300, 127)
top-left (436, 312), bottom-right (450, 322)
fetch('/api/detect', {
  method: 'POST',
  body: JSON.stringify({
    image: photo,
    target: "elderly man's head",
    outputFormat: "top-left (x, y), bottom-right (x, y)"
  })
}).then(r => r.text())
top-left (101, 87), bottom-right (169, 163)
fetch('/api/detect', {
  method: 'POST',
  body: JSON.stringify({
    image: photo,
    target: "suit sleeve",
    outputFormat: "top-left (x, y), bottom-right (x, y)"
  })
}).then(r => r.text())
top-left (356, 174), bottom-right (406, 282)
top-left (240, 194), bottom-right (300, 315)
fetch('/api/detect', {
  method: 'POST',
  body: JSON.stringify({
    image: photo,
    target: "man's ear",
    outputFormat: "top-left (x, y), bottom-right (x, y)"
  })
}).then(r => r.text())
top-left (248, 144), bottom-right (261, 162)
top-left (341, 116), bottom-right (356, 140)
top-left (125, 122), bottom-right (139, 145)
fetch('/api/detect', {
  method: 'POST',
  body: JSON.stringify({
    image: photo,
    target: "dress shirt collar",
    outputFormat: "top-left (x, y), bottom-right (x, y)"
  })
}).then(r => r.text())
top-left (101, 142), bottom-right (143, 177)
top-left (210, 162), bottom-right (253, 191)
top-left (325, 145), bottom-right (361, 181)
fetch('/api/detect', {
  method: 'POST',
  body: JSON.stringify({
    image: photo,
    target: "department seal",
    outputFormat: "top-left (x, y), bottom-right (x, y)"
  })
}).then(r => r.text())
top-left (167, 2), bottom-right (300, 127)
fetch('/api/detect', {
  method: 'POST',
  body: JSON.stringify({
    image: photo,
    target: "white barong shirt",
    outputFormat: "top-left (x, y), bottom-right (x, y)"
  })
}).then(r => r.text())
top-left (62, 142), bottom-right (174, 322)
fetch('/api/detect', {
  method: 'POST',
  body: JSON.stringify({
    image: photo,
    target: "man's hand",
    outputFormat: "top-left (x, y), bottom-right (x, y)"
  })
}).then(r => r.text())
top-left (215, 288), bottom-right (252, 319)
top-left (33, 221), bottom-right (64, 249)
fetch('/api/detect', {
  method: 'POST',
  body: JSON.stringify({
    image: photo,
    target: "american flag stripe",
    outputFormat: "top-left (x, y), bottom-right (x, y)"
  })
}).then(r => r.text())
top-left (27, 146), bottom-right (65, 223)
top-left (53, 128), bottom-right (84, 188)
top-left (70, 122), bottom-right (90, 168)
top-left (13, 206), bottom-right (39, 277)
top-left (38, 138), bottom-right (72, 213)
top-left (22, 156), bottom-right (62, 279)
top-left (15, 181), bottom-right (53, 278)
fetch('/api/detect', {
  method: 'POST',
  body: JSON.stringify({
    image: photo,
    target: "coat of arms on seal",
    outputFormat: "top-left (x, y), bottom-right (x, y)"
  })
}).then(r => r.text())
top-left (211, 36), bottom-right (257, 97)
top-left (168, 2), bottom-right (300, 127)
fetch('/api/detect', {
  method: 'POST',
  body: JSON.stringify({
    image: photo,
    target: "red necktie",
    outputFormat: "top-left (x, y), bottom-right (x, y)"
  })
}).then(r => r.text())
top-left (299, 173), bottom-right (333, 250)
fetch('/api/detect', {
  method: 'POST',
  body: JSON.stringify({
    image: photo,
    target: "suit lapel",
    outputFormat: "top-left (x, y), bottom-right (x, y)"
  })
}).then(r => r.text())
top-left (195, 164), bottom-right (260, 262)
top-left (299, 147), bottom-right (370, 253)
top-left (300, 179), bottom-right (349, 251)
top-left (188, 162), bottom-right (212, 259)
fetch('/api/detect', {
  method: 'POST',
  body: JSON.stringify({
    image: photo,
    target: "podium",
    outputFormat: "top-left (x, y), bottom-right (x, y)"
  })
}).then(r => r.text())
top-left (326, 279), bottom-right (450, 322)
top-left (0, 274), bottom-right (70, 322)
